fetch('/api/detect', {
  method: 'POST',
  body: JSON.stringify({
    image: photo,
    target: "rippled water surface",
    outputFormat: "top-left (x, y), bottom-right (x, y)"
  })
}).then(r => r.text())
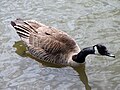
top-left (0, 0), bottom-right (120, 90)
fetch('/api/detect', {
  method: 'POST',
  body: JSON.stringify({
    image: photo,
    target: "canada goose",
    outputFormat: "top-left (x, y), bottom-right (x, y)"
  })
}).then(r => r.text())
top-left (11, 18), bottom-right (115, 66)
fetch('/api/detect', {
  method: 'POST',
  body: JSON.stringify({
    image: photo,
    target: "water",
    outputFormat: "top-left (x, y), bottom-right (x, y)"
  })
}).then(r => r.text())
top-left (0, 0), bottom-right (120, 90)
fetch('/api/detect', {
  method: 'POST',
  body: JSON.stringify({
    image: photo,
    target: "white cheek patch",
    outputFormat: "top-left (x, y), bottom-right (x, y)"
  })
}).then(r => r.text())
top-left (94, 46), bottom-right (100, 55)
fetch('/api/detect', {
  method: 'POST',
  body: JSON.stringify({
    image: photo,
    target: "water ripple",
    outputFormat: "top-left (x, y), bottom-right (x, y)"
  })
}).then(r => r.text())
top-left (0, 0), bottom-right (120, 90)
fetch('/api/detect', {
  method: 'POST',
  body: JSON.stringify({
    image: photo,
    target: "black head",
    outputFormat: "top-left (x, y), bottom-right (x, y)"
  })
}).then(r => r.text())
top-left (73, 44), bottom-right (115, 64)
top-left (93, 44), bottom-right (115, 58)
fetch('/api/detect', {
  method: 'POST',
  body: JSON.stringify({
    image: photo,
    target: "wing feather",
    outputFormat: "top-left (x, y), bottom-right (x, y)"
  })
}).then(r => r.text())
top-left (11, 19), bottom-right (80, 65)
top-left (29, 34), bottom-right (66, 54)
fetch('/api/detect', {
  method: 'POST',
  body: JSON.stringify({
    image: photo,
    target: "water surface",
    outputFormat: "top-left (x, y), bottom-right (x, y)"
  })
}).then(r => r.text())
top-left (0, 0), bottom-right (120, 90)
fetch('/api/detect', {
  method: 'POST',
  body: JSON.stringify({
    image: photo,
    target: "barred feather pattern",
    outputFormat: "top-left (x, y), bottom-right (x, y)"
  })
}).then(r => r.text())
top-left (28, 34), bottom-right (69, 65)
top-left (28, 47), bottom-right (68, 65)
top-left (11, 19), bottom-right (80, 65)
top-left (29, 32), bottom-right (76, 55)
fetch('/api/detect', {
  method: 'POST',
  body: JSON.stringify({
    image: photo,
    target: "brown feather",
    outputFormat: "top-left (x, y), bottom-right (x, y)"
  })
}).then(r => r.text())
top-left (11, 19), bottom-right (80, 66)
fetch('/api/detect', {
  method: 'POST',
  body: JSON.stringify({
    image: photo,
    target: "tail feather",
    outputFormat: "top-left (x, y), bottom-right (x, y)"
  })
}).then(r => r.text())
top-left (14, 25), bottom-right (30, 36)
top-left (11, 19), bottom-right (38, 42)
top-left (16, 31), bottom-right (28, 38)
top-left (23, 21), bottom-right (38, 33)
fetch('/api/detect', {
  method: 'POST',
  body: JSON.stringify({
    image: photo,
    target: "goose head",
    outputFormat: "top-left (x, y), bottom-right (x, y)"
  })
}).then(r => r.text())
top-left (93, 44), bottom-right (115, 58)
top-left (73, 44), bottom-right (115, 63)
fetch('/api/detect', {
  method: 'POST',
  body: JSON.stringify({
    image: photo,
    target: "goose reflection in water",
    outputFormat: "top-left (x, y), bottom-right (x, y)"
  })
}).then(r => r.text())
top-left (13, 41), bottom-right (91, 90)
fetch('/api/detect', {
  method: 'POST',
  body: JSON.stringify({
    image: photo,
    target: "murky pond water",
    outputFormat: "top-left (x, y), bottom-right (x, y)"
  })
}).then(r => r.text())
top-left (0, 0), bottom-right (120, 90)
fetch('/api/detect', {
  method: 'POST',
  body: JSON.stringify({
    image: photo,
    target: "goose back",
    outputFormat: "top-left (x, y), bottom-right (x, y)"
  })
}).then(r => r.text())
top-left (11, 19), bottom-right (80, 66)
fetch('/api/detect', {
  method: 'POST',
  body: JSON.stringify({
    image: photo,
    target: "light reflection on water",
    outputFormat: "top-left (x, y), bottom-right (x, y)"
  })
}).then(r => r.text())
top-left (0, 0), bottom-right (120, 90)
top-left (13, 41), bottom-right (91, 90)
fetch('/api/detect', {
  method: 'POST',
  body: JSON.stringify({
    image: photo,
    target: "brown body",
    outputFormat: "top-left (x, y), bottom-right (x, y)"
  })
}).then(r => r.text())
top-left (11, 19), bottom-right (80, 66)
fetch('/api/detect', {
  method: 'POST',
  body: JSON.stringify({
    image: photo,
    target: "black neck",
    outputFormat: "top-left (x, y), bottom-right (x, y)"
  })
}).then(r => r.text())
top-left (73, 46), bottom-right (95, 63)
